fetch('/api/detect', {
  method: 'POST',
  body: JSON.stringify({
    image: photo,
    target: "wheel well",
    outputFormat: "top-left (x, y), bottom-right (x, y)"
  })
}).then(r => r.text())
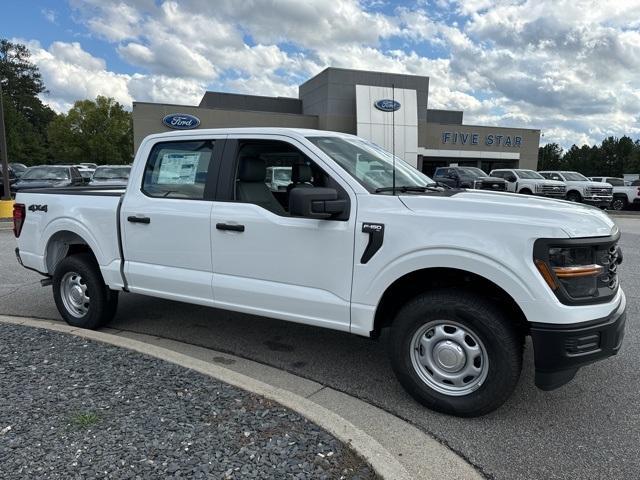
top-left (372, 268), bottom-right (529, 337)
top-left (567, 189), bottom-right (582, 198)
top-left (45, 230), bottom-right (96, 274)
top-left (519, 188), bottom-right (532, 194)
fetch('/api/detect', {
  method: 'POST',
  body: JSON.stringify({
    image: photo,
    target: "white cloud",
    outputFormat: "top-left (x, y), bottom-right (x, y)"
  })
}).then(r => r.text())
top-left (24, 40), bottom-right (206, 113)
top-left (20, 0), bottom-right (640, 148)
top-left (41, 9), bottom-right (57, 24)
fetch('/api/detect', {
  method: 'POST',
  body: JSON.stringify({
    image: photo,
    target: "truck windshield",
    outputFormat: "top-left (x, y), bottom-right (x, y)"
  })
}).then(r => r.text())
top-left (563, 172), bottom-right (589, 181)
top-left (458, 167), bottom-right (486, 178)
top-left (93, 167), bottom-right (131, 179)
top-left (307, 136), bottom-right (434, 193)
top-left (22, 167), bottom-right (69, 180)
top-left (515, 169), bottom-right (544, 179)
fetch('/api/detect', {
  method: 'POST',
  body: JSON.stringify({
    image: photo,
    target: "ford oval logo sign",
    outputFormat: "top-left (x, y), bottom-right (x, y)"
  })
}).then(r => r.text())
top-left (374, 99), bottom-right (401, 112)
top-left (162, 113), bottom-right (201, 130)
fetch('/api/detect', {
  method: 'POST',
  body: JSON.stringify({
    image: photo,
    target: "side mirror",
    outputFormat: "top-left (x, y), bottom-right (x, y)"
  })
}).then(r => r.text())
top-left (289, 187), bottom-right (346, 219)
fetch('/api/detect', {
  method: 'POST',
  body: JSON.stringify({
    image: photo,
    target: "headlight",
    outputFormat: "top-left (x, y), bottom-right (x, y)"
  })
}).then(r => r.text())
top-left (535, 183), bottom-right (543, 192)
top-left (547, 246), bottom-right (603, 297)
top-left (533, 238), bottom-right (622, 304)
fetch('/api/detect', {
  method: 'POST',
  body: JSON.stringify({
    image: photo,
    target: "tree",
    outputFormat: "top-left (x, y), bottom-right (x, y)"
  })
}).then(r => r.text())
top-left (0, 39), bottom-right (56, 165)
top-left (538, 143), bottom-right (563, 170)
top-left (47, 96), bottom-right (133, 164)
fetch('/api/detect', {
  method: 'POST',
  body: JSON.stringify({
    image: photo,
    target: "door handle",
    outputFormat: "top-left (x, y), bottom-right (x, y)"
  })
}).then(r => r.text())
top-left (216, 223), bottom-right (245, 232)
top-left (127, 215), bottom-right (151, 224)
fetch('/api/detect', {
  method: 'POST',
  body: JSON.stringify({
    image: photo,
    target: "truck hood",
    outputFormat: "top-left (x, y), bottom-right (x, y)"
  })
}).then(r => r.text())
top-left (534, 179), bottom-right (565, 186)
top-left (565, 180), bottom-right (610, 188)
top-left (400, 190), bottom-right (616, 238)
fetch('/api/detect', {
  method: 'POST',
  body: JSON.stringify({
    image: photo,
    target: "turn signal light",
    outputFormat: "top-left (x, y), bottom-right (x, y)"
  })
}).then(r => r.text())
top-left (534, 259), bottom-right (558, 290)
top-left (13, 203), bottom-right (25, 238)
top-left (552, 264), bottom-right (603, 278)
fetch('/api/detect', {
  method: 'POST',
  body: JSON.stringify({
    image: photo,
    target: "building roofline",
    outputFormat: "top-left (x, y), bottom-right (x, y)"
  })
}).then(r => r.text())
top-left (426, 121), bottom-right (540, 133)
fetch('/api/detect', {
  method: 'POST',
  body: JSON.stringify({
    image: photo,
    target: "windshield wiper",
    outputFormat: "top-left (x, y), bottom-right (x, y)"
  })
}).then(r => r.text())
top-left (374, 184), bottom-right (442, 193)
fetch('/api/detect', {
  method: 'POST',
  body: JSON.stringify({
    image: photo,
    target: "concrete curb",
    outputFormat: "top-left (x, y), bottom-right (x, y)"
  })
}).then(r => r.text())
top-left (0, 314), bottom-right (481, 480)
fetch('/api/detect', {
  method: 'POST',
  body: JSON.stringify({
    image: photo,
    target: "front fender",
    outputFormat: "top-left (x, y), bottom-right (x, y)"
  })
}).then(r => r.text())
top-left (382, 248), bottom-right (536, 303)
top-left (350, 247), bottom-right (544, 336)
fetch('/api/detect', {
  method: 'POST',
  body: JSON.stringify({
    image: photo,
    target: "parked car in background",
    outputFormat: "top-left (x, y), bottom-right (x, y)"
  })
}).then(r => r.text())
top-left (89, 165), bottom-right (131, 187)
top-left (590, 177), bottom-right (640, 210)
top-left (265, 166), bottom-right (292, 191)
top-left (539, 171), bottom-right (613, 207)
top-left (12, 165), bottom-right (85, 193)
top-left (489, 168), bottom-right (566, 198)
top-left (77, 166), bottom-right (96, 183)
top-left (0, 164), bottom-right (18, 197)
top-left (9, 163), bottom-right (28, 178)
top-left (434, 166), bottom-right (507, 191)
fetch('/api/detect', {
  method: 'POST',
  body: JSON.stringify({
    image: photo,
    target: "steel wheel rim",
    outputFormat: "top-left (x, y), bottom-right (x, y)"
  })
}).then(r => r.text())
top-left (60, 271), bottom-right (90, 318)
top-left (410, 320), bottom-right (489, 396)
top-left (612, 199), bottom-right (624, 210)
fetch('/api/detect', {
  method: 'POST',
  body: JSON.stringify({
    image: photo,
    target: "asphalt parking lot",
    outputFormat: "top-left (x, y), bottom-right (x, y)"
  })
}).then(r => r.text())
top-left (1, 216), bottom-right (638, 480)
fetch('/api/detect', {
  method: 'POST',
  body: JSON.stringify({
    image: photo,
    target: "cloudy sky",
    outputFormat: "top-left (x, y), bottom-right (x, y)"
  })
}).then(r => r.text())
top-left (2, 0), bottom-right (640, 148)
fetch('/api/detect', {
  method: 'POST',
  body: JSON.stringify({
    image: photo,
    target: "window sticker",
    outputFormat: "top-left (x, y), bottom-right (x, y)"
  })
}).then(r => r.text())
top-left (157, 152), bottom-right (200, 184)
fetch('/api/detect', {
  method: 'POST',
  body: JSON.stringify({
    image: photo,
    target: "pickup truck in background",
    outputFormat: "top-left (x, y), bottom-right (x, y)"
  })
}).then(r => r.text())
top-left (589, 177), bottom-right (640, 211)
top-left (433, 166), bottom-right (507, 191)
top-left (13, 128), bottom-right (626, 417)
top-left (539, 171), bottom-right (613, 207)
top-left (489, 168), bottom-right (566, 197)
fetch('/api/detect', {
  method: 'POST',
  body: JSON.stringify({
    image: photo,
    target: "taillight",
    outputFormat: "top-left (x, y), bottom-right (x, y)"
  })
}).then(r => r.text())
top-left (13, 203), bottom-right (25, 238)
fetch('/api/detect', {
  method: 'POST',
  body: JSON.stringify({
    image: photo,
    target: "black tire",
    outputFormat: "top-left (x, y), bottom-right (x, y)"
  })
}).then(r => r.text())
top-left (52, 253), bottom-right (118, 329)
top-left (389, 290), bottom-right (522, 417)
top-left (519, 188), bottom-right (533, 195)
top-left (567, 191), bottom-right (582, 203)
top-left (611, 196), bottom-right (627, 211)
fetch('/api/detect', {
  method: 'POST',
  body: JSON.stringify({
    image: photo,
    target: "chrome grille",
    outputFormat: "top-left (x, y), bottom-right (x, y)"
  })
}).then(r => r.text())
top-left (539, 185), bottom-right (566, 194)
top-left (475, 180), bottom-right (506, 191)
top-left (586, 186), bottom-right (612, 196)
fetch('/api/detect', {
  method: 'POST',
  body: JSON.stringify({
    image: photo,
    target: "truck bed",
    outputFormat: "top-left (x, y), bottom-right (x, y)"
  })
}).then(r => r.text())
top-left (14, 188), bottom-right (125, 288)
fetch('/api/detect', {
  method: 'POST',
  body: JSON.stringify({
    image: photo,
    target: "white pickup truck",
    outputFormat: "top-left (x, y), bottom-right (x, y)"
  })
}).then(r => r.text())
top-left (13, 128), bottom-right (626, 417)
top-left (589, 177), bottom-right (640, 211)
top-left (539, 171), bottom-right (613, 207)
top-left (488, 168), bottom-right (566, 198)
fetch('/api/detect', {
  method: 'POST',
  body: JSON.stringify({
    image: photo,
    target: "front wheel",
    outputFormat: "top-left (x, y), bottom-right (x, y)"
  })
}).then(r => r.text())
top-left (611, 197), bottom-right (627, 211)
top-left (53, 253), bottom-right (118, 329)
top-left (567, 191), bottom-right (582, 203)
top-left (389, 290), bottom-right (522, 417)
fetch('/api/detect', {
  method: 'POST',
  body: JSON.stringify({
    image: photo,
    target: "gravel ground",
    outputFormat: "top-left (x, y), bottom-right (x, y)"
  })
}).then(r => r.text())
top-left (0, 324), bottom-right (377, 479)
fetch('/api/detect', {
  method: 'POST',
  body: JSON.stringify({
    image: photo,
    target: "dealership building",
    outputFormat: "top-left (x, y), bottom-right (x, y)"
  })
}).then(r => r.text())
top-left (132, 67), bottom-right (540, 175)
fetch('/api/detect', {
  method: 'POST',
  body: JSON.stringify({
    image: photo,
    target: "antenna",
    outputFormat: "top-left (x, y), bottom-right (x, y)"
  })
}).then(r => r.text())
top-left (392, 83), bottom-right (396, 194)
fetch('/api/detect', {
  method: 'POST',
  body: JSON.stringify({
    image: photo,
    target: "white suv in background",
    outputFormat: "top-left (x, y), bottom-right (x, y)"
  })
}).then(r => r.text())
top-left (539, 171), bottom-right (613, 207)
top-left (489, 168), bottom-right (566, 198)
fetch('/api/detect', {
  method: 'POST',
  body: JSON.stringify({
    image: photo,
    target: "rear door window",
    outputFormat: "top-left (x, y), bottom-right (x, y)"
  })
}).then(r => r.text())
top-left (142, 140), bottom-right (217, 200)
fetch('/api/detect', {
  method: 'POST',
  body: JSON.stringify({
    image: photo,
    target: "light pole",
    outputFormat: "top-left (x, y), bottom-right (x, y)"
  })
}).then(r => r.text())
top-left (0, 81), bottom-right (11, 202)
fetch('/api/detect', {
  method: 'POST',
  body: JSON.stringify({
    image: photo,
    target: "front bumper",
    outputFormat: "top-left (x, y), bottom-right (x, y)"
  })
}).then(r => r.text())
top-left (530, 298), bottom-right (626, 390)
top-left (583, 195), bottom-right (612, 206)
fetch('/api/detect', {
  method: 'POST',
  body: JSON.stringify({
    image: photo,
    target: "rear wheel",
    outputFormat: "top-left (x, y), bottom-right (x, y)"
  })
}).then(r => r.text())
top-left (389, 290), bottom-right (522, 417)
top-left (611, 196), bottom-right (627, 211)
top-left (53, 253), bottom-right (118, 329)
